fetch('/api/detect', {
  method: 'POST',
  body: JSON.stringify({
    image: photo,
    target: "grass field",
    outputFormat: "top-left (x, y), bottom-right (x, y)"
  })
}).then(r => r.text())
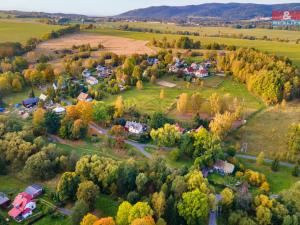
top-left (86, 28), bottom-right (300, 67)
top-left (3, 87), bottom-right (42, 106)
top-left (104, 76), bottom-right (263, 122)
top-left (239, 158), bottom-right (300, 193)
top-left (0, 19), bottom-right (60, 43)
top-left (102, 21), bottom-right (300, 42)
top-left (231, 100), bottom-right (300, 158)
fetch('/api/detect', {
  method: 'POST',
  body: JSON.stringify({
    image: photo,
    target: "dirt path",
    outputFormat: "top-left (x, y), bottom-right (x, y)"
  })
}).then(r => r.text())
top-left (35, 33), bottom-right (155, 56)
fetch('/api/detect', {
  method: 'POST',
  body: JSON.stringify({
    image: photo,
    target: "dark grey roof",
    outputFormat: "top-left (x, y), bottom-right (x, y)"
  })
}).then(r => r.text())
top-left (0, 192), bottom-right (9, 205)
top-left (22, 97), bottom-right (39, 105)
top-left (25, 184), bottom-right (43, 196)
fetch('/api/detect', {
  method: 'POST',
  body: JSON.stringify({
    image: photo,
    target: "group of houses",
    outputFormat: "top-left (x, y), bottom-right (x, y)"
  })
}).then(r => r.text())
top-left (82, 65), bottom-right (113, 86)
top-left (0, 184), bottom-right (43, 222)
top-left (169, 59), bottom-right (212, 78)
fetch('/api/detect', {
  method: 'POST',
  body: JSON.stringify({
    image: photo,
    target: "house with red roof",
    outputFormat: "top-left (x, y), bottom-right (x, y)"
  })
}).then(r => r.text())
top-left (8, 192), bottom-right (36, 221)
top-left (195, 68), bottom-right (209, 78)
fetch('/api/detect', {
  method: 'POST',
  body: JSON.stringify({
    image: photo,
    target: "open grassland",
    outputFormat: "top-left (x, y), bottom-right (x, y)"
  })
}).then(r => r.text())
top-left (102, 21), bottom-right (300, 42)
top-left (0, 19), bottom-right (60, 43)
top-left (104, 76), bottom-right (264, 121)
top-left (231, 100), bottom-right (300, 158)
top-left (86, 28), bottom-right (300, 67)
top-left (239, 158), bottom-right (300, 193)
top-left (3, 87), bottom-right (42, 106)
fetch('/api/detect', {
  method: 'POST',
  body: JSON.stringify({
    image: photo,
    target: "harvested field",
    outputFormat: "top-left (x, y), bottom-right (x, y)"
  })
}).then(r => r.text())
top-left (35, 33), bottom-right (155, 56)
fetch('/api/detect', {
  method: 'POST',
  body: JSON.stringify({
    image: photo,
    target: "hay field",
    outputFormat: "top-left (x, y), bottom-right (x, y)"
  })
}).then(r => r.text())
top-left (87, 28), bottom-right (300, 67)
top-left (35, 33), bottom-right (155, 56)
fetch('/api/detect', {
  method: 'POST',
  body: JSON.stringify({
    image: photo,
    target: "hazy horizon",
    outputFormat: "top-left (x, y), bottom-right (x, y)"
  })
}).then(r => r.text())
top-left (1, 0), bottom-right (300, 17)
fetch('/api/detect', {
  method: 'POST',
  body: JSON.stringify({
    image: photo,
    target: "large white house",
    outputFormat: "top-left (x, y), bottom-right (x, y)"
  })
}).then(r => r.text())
top-left (125, 121), bottom-right (146, 134)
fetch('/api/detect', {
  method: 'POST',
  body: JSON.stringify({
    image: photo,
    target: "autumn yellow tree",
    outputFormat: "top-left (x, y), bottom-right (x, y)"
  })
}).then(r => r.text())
top-left (177, 93), bottom-right (190, 114)
top-left (159, 89), bottom-right (165, 99)
top-left (93, 217), bottom-right (116, 225)
top-left (209, 93), bottom-right (222, 115)
top-left (114, 96), bottom-right (124, 118)
top-left (190, 92), bottom-right (203, 113)
top-left (151, 191), bottom-right (166, 218)
top-left (33, 107), bottom-right (45, 133)
top-left (81, 213), bottom-right (98, 225)
top-left (256, 152), bottom-right (265, 166)
top-left (76, 101), bottom-right (93, 123)
top-left (136, 80), bottom-right (143, 90)
top-left (220, 188), bottom-right (234, 206)
top-left (209, 111), bottom-right (235, 139)
top-left (131, 216), bottom-right (156, 225)
top-left (12, 78), bottom-right (22, 92)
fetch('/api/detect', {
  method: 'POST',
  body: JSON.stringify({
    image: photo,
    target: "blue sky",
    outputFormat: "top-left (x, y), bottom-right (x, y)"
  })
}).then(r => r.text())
top-left (1, 0), bottom-right (299, 16)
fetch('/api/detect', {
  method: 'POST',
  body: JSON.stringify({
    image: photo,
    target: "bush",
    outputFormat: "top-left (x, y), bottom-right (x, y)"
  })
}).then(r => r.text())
top-left (271, 158), bottom-right (280, 172)
top-left (169, 148), bottom-right (181, 161)
top-left (292, 165), bottom-right (299, 177)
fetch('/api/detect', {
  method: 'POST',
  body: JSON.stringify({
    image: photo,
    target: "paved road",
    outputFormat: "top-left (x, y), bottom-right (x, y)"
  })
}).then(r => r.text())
top-left (89, 123), bottom-right (152, 158)
top-left (209, 211), bottom-right (217, 225)
top-left (89, 123), bottom-right (297, 168)
top-left (57, 208), bottom-right (73, 216)
top-left (236, 154), bottom-right (295, 168)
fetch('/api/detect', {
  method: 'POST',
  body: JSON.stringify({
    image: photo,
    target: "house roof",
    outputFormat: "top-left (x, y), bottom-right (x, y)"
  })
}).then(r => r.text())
top-left (125, 121), bottom-right (144, 132)
top-left (22, 98), bottom-right (39, 106)
top-left (0, 192), bottom-right (9, 205)
top-left (9, 192), bottom-right (33, 218)
top-left (25, 184), bottom-right (43, 197)
top-left (77, 92), bottom-right (89, 100)
top-left (39, 94), bottom-right (47, 101)
top-left (214, 160), bottom-right (235, 174)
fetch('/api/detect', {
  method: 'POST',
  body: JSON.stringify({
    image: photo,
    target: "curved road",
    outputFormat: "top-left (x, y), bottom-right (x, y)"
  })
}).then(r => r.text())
top-left (89, 123), bottom-right (297, 168)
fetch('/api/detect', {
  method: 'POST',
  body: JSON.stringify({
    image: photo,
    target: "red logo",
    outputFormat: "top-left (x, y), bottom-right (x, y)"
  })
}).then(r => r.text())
top-left (272, 10), bottom-right (300, 21)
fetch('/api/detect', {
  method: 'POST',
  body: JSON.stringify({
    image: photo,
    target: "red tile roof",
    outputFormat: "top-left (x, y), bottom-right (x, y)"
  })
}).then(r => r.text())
top-left (8, 192), bottom-right (33, 219)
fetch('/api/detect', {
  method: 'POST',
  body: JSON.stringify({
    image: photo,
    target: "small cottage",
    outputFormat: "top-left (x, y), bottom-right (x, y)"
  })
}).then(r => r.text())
top-left (22, 98), bottom-right (39, 108)
top-left (125, 121), bottom-right (147, 134)
top-left (213, 160), bottom-right (235, 175)
top-left (77, 92), bottom-right (92, 102)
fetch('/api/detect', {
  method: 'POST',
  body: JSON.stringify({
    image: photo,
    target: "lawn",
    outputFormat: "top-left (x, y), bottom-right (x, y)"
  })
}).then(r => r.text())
top-left (94, 194), bottom-right (119, 217)
top-left (86, 28), bottom-right (300, 67)
top-left (239, 158), bottom-right (300, 193)
top-left (230, 100), bottom-right (300, 159)
top-left (3, 87), bottom-right (42, 106)
top-left (56, 136), bottom-right (145, 160)
top-left (0, 19), bottom-right (60, 43)
top-left (103, 76), bottom-right (263, 122)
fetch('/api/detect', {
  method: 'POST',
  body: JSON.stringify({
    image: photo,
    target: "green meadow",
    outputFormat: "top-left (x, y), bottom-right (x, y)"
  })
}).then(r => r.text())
top-left (0, 19), bottom-right (60, 43)
top-left (103, 21), bottom-right (300, 42)
top-left (87, 28), bottom-right (300, 67)
top-left (103, 76), bottom-right (264, 121)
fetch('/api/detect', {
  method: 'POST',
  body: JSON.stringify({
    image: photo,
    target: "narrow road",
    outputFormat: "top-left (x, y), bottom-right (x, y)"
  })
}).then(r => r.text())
top-left (236, 154), bottom-right (295, 168)
top-left (57, 208), bottom-right (73, 216)
top-left (89, 123), bottom-right (151, 158)
top-left (89, 123), bottom-right (297, 168)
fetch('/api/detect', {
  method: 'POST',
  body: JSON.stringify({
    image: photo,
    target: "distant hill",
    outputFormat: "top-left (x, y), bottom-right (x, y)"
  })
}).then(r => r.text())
top-left (118, 3), bottom-right (300, 20)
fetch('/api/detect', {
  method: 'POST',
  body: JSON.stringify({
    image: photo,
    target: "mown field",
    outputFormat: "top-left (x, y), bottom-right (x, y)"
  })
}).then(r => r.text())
top-left (102, 21), bottom-right (300, 42)
top-left (0, 19), bottom-right (60, 43)
top-left (86, 28), bottom-right (300, 67)
top-left (104, 76), bottom-right (264, 122)
top-left (231, 100), bottom-right (300, 159)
